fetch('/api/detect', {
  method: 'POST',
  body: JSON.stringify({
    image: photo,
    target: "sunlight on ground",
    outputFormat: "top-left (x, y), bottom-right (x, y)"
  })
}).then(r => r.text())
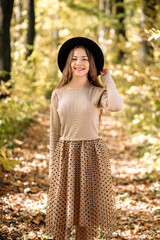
top-left (2, 192), bottom-right (47, 215)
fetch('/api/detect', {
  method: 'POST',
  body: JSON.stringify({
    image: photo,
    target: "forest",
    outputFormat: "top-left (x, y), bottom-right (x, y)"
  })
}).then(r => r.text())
top-left (0, 0), bottom-right (160, 239)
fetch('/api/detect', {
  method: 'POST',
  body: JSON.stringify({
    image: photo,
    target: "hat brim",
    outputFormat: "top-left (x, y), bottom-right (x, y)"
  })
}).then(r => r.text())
top-left (57, 37), bottom-right (104, 76)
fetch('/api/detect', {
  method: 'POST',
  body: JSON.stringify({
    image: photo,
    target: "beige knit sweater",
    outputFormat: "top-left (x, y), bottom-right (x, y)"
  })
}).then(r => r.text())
top-left (49, 73), bottom-right (123, 176)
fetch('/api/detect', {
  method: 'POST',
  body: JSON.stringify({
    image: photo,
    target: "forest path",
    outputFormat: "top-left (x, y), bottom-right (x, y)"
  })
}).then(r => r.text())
top-left (0, 108), bottom-right (159, 240)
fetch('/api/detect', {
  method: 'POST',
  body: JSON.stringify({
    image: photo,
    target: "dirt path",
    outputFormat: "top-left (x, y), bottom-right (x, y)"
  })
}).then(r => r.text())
top-left (0, 108), bottom-right (160, 239)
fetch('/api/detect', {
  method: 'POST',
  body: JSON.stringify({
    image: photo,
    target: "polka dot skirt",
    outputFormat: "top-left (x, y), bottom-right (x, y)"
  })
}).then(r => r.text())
top-left (45, 138), bottom-right (117, 240)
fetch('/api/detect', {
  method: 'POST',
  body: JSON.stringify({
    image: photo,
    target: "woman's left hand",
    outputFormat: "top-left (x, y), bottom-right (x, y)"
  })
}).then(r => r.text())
top-left (100, 67), bottom-right (111, 76)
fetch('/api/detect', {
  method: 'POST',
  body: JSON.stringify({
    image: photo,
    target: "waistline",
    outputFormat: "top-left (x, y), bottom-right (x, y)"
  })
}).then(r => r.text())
top-left (59, 136), bottom-right (101, 141)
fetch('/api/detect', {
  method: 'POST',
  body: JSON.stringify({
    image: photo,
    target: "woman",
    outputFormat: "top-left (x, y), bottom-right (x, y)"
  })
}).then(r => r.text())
top-left (46, 37), bottom-right (123, 240)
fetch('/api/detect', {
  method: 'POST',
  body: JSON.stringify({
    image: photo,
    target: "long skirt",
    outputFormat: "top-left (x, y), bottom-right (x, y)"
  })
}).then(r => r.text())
top-left (45, 138), bottom-right (117, 240)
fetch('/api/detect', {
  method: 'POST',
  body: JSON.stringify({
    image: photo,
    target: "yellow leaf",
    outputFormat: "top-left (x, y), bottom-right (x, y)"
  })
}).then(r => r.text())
top-left (1, 149), bottom-right (7, 160)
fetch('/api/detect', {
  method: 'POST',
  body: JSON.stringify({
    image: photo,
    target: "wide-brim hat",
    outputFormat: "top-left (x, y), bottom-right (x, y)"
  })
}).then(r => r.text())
top-left (57, 37), bottom-right (104, 76)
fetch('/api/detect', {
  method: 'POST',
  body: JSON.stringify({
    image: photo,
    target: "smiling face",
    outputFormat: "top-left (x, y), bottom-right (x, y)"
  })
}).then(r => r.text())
top-left (71, 47), bottom-right (90, 78)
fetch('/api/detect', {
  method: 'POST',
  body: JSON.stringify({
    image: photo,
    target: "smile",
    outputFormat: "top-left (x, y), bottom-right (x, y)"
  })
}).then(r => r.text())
top-left (74, 67), bottom-right (85, 71)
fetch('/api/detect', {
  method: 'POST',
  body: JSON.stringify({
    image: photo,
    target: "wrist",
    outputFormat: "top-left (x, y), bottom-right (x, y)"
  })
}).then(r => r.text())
top-left (101, 73), bottom-right (114, 84)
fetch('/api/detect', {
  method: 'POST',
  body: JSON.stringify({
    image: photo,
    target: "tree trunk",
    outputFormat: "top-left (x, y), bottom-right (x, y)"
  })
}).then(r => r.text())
top-left (105, 0), bottom-right (112, 15)
top-left (115, 0), bottom-right (127, 61)
top-left (25, 0), bottom-right (35, 59)
top-left (99, 0), bottom-right (107, 54)
top-left (139, 0), bottom-right (159, 63)
top-left (0, 0), bottom-right (14, 87)
top-left (99, 0), bottom-right (106, 10)
top-left (52, 27), bottom-right (59, 50)
top-left (16, 0), bottom-right (22, 40)
top-left (52, 0), bottom-right (59, 50)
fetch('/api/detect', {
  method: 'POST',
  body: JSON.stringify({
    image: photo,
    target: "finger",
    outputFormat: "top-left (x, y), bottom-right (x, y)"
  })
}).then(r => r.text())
top-left (103, 67), bottom-right (108, 70)
top-left (100, 72), bottom-right (105, 76)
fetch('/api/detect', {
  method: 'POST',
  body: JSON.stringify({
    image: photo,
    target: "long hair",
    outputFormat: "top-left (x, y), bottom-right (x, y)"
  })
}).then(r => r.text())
top-left (55, 45), bottom-right (104, 127)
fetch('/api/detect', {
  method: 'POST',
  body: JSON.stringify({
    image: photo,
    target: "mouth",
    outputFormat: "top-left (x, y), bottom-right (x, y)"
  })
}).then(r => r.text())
top-left (74, 67), bottom-right (85, 71)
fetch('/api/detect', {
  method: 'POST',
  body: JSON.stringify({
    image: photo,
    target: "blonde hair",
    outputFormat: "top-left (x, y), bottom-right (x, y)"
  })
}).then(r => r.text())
top-left (55, 45), bottom-right (104, 127)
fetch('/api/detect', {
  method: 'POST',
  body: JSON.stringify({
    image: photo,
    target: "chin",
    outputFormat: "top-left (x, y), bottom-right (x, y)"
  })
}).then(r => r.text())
top-left (76, 74), bottom-right (88, 78)
top-left (74, 72), bottom-right (88, 76)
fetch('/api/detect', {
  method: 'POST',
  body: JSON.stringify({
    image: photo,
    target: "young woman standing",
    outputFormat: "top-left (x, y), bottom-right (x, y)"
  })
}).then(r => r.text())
top-left (46, 37), bottom-right (123, 240)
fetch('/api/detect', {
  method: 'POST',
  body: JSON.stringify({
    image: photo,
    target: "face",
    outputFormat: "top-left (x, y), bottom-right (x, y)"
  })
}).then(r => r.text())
top-left (71, 48), bottom-right (89, 78)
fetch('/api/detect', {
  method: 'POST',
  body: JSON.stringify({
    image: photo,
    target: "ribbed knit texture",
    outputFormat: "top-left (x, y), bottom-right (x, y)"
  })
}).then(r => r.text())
top-left (49, 73), bottom-right (123, 176)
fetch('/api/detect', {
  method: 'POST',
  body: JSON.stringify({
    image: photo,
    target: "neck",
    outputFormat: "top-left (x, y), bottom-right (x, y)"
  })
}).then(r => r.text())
top-left (70, 75), bottom-right (89, 87)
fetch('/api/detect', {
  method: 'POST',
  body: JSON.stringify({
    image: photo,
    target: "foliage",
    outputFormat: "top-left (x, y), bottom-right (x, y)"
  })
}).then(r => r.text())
top-left (0, 96), bottom-right (34, 147)
top-left (111, 61), bottom-right (160, 172)
top-left (0, 149), bottom-right (19, 169)
top-left (147, 28), bottom-right (160, 41)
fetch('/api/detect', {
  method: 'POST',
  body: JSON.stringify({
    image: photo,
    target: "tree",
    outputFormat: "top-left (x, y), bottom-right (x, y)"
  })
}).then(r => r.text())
top-left (25, 0), bottom-right (35, 59)
top-left (98, 0), bottom-right (113, 54)
top-left (99, 0), bottom-right (107, 53)
top-left (115, 0), bottom-right (127, 61)
top-left (0, 0), bottom-right (14, 98)
top-left (139, 0), bottom-right (159, 63)
top-left (15, 0), bottom-right (23, 40)
top-left (52, 0), bottom-right (59, 50)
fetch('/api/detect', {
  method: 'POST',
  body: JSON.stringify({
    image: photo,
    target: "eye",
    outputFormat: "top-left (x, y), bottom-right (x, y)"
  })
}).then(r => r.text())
top-left (82, 58), bottom-right (88, 61)
top-left (72, 58), bottom-right (77, 61)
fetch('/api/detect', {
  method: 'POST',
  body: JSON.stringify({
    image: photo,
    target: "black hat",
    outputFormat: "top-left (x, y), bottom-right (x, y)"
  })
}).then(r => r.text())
top-left (57, 37), bottom-right (104, 76)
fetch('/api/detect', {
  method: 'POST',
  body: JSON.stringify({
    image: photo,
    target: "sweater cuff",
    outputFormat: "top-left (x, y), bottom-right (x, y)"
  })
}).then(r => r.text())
top-left (101, 73), bottom-right (116, 88)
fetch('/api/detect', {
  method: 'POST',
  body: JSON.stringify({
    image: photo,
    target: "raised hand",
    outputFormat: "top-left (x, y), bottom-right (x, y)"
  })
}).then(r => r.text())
top-left (100, 67), bottom-right (111, 76)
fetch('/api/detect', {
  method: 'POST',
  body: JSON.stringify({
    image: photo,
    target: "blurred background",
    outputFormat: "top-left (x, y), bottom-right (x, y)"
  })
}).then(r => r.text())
top-left (0, 1), bottom-right (160, 239)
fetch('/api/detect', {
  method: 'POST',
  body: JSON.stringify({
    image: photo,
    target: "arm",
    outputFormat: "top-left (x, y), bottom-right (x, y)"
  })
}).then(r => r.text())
top-left (99, 68), bottom-right (123, 112)
top-left (49, 89), bottom-right (61, 178)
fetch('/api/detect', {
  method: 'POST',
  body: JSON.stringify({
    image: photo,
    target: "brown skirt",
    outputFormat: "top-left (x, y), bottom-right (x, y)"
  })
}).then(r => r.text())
top-left (45, 138), bottom-right (117, 240)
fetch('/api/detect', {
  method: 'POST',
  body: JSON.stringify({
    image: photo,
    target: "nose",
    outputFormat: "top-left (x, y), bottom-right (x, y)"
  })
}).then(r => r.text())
top-left (76, 58), bottom-right (82, 65)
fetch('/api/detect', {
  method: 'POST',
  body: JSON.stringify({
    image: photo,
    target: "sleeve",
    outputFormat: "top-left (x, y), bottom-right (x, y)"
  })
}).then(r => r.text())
top-left (49, 89), bottom-right (61, 177)
top-left (98, 72), bottom-right (124, 112)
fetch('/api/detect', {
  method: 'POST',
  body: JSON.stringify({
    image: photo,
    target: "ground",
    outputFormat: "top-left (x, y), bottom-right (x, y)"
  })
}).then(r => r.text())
top-left (0, 108), bottom-right (160, 240)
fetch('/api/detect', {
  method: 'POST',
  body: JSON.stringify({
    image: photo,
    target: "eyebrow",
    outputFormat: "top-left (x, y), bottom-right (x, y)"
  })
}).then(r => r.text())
top-left (73, 55), bottom-right (88, 57)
